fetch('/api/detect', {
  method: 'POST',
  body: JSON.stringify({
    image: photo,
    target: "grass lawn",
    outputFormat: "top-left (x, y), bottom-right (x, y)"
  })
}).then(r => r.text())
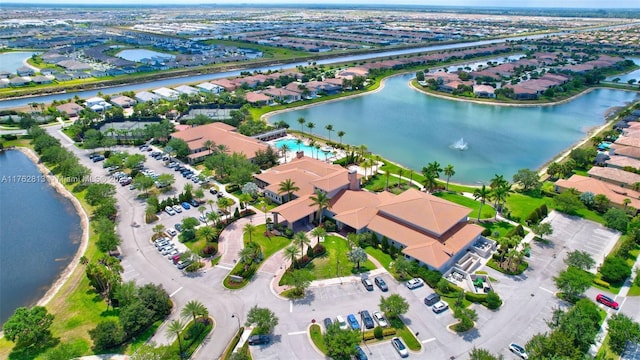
top-left (478, 221), bottom-right (515, 239)
top-left (628, 282), bottom-right (640, 296)
top-left (311, 235), bottom-right (376, 280)
top-left (365, 246), bottom-right (393, 271)
top-left (309, 324), bottom-right (327, 354)
top-left (505, 192), bottom-right (553, 223)
top-left (363, 173), bottom-right (418, 194)
top-left (595, 334), bottom-right (618, 360)
top-left (433, 192), bottom-right (496, 219)
top-left (244, 224), bottom-right (290, 260)
top-left (389, 317), bottom-right (421, 351)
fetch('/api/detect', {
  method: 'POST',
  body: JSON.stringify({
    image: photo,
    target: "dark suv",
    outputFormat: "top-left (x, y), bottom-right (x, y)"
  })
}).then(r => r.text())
top-left (248, 335), bottom-right (270, 346)
top-left (360, 310), bottom-right (375, 329)
top-left (361, 278), bottom-right (374, 291)
top-left (424, 293), bottom-right (441, 306)
top-left (374, 276), bottom-right (388, 292)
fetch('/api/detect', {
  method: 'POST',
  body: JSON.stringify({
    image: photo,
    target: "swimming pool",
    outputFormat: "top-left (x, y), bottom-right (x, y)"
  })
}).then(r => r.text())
top-left (274, 138), bottom-right (326, 159)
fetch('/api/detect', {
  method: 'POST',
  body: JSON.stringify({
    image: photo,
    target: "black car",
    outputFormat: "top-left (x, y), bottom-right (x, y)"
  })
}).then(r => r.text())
top-left (248, 335), bottom-right (270, 346)
top-left (190, 199), bottom-right (199, 207)
top-left (361, 310), bottom-right (375, 329)
top-left (209, 188), bottom-right (218, 195)
top-left (175, 223), bottom-right (183, 232)
top-left (323, 317), bottom-right (332, 329)
top-left (374, 276), bottom-right (388, 292)
top-left (424, 293), bottom-right (441, 306)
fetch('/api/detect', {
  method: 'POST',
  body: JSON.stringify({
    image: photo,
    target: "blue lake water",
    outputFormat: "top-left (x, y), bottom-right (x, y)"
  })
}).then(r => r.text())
top-left (0, 150), bottom-right (81, 325)
top-left (116, 49), bottom-right (176, 62)
top-left (0, 52), bottom-right (38, 74)
top-left (269, 74), bottom-right (640, 184)
top-left (606, 57), bottom-right (640, 84)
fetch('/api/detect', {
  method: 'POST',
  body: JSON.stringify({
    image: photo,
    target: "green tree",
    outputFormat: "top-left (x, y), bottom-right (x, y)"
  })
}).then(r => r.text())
top-left (325, 124), bottom-right (334, 141)
top-left (136, 283), bottom-right (172, 319)
top-left (310, 226), bottom-right (327, 244)
top-left (309, 190), bottom-right (331, 226)
top-left (245, 306), bottom-right (279, 334)
top-left (85, 183), bottom-right (116, 206)
top-left (323, 323), bottom-right (360, 360)
top-left (134, 174), bottom-right (155, 195)
top-left (278, 178), bottom-right (299, 202)
top-left (166, 138), bottom-right (190, 159)
top-left (337, 130), bottom-right (346, 144)
top-left (181, 300), bottom-right (208, 324)
top-left (485, 291), bottom-right (502, 309)
top-left (603, 208), bottom-right (629, 232)
top-left (284, 245), bottom-right (301, 269)
top-left (443, 164), bottom-right (455, 191)
top-left (600, 256), bottom-right (632, 284)
top-left (391, 256), bottom-right (413, 280)
top-left (554, 190), bottom-right (584, 214)
top-left (564, 250), bottom-right (595, 271)
top-left (243, 223), bottom-right (257, 243)
top-left (607, 313), bottom-right (640, 354)
top-left (166, 320), bottom-right (185, 358)
top-left (347, 247), bottom-right (368, 272)
top-left (124, 153), bottom-right (146, 170)
top-left (290, 269), bottom-right (313, 297)
top-left (379, 294), bottom-right (410, 318)
top-left (469, 347), bottom-right (504, 360)
top-left (293, 231), bottom-right (311, 256)
top-left (119, 301), bottom-right (155, 338)
top-left (473, 185), bottom-right (491, 221)
top-left (553, 266), bottom-right (593, 302)
top-left (3, 306), bottom-right (54, 349)
top-left (512, 168), bottom-right (540, 192)
top-left (156, 173), bottom-right (175, 189)
top-left (89, 320), bottom-right (124, 351)
top-left (297, 117), bottom-right (306, 135)
top-left (531, 222), bottom-right (553, 241)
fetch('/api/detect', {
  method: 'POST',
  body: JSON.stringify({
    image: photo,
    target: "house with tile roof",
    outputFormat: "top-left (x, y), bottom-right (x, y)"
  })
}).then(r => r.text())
top-left (587, 166), bottom-right (640, 188)
top-left (256, 155), bottom-right (484, 271)
top-left (555, 174), bottom-right (640, 213)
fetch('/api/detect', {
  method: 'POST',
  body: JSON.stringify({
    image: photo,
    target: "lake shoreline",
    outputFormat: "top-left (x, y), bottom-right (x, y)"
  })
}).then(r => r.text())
top-left (13, 147), bottom-right (90, 309)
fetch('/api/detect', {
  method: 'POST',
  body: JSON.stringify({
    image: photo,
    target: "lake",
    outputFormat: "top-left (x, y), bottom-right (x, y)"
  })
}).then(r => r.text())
top-left (269, 74), bottom-right (640, 184)
top-left (0, 150), bottom-right (81, 325)
top-left (0, 51), bottom-right (38, 74)
top-left (116, 49), bottom-right (176, 62)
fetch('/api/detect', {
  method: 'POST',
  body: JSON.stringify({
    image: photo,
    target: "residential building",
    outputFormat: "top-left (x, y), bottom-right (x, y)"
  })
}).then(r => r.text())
top-left (110, 95), bottom-right (137, 108)
top-left (587, 166), bottom-right (640, 188)
top-left (152, 87), bottom-right (179, 100)
top-left (555, 175), bottom-right (640, 213)
top-left (134, 91), bottom-right (161, 103)
top-left (55, 102), bottom-right (84, 117)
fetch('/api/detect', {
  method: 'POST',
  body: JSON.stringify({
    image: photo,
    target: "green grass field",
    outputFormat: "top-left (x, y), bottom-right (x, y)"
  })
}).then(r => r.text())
top-left (365, 246), bottom-right (393, 271)
top-left (311, 236), bottom-right (376, 279)
top-left (244, 224), bottom-right (290, 260)
top-left (309, 324), bottom-right (327, 354)
top-left (433, 192), bottom-right (496, 219)
top-left (478, 221), bottom-right (516, 239)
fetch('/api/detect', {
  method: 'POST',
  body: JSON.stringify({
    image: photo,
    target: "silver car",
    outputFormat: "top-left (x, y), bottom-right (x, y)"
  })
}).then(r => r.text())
top-left (392, 337), bottom-right (409, 358)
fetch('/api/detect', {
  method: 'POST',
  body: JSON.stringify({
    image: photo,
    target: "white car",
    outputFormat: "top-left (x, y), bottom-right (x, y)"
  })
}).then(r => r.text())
top-left (509, 343), bottom-right (528, 359)
top-left (335, 315), bottom-right (348, 330)
top-left (373, 311), bottom-right (388, 327)
top-left (405, 278), bottom-right (425, 289)
top-left (165, 249), bottom-right (179, 258)
top-left (161, 246), bottom-right (176, 255)
top-left (392, 337), bottom-right (409, 358)
top-left (172, 205), bottom-right (183, 213)
top-left (431, 301), bottom-right (449, 314)
top-left (164, 206), bottom-right (176, 216)
top-left (166, 228), bottom-right (178, 237)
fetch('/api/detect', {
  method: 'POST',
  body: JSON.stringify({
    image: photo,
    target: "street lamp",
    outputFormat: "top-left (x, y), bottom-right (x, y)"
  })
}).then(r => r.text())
top-left (231, 313), bottom-right (241, 332)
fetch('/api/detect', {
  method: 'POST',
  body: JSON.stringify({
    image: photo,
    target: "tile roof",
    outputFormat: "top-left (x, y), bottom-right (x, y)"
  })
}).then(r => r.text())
top-left (588, 166), bottom-right (640, 187)
top-left (171, 122), bottom-right (268, 160)
top-left (606, 155), bottom-right (640, 170)
top-left (615, 136), bottom-right (640, 148)
top-left (556, 174), bottom-right (640, 209)
top-left (612, 144), bottom-right (640, 159)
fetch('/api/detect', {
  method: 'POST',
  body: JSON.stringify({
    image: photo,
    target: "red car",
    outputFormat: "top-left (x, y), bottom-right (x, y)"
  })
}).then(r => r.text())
top-left (596, 294), bottom-right (619, 310)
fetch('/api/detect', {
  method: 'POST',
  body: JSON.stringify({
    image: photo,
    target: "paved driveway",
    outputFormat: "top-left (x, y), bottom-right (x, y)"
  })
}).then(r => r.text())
top-left (545, 211), bottom-right (620, 271)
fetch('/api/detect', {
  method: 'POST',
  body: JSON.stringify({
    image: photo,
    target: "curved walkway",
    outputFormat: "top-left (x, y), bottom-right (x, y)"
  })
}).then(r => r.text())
top-left (217, 211), bottom-right (266, 269)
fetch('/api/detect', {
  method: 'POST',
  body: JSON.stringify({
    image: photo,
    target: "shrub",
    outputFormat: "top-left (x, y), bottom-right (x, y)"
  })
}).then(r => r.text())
top-left (312, 244), bottom-right (326, 256)
top-left (600, 256), bottom-right (632, 284)
top-left (465, 292), bottom-right (487, 303)
top-left (593, 278), bottom-right (610, 289)
top-left (295, 256), bottom-right (311, 268)
top-left (185, 261), bottom-right (204, 273)
top-left (485, 291), bottom-right (502, 309)
top-left (363, 331), bottom-right (376, 341)
top-left (526, 211), bottom-right (539, 225)
top-left (324, 219), bottom-right (337, 232)
top-left (374, 326), bottom-right (383, 339)
top-left (481, 228), bottom-right (491, 237)
top-left (201, 244), bottom-right (218, 256)
top-left (226, 184), bottom-right (240, 192)
top-left (417, 268), bottom-right (442, 288)
top-left (382, 328), bottom-right (397, 336)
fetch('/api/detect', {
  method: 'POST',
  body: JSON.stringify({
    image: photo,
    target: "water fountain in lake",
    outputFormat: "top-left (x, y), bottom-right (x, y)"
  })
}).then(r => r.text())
top-left (451, 137), bottom-right (468, 151)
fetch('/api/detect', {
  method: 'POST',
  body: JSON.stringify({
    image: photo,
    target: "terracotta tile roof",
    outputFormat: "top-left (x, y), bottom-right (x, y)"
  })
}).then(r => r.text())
top-left (612, 144), bottom-right (640, 159)
top-left (606, 155), bottom-right (640, 170)
top-left (260, 168), bottom-right (320, 198)
top-left (615, 136), bottom-right (640, 148)
top-left (271, 195), bottom-right (316, 223)
top-left (171, 122), bottom-right (267, 160)
top-left (245, 92), bottom-right (271, 103)
top-left (255, 156), bottom-right (348, 195)
top-left (376, 189), bottom-right (472, 236)
top-left (588, 166), bottom-right (640, 187)
top-left (311, 171), bottom-right (350, 193)
top-left (556, 174), bottom-right (640, 209)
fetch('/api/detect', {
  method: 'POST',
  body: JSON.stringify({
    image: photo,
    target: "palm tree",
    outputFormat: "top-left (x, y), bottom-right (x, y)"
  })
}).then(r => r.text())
top-left (207, 199), bottom-right (215, 213)
top-left (361, 158), bottom-right (372, 179)
top-left (306, 122), bottom-right (315, 136)
top-left (297, 117), bottom-right (306, 135)
top-left (281, 143), bottom-right (290, 163)
top-left (473, 185), bottom-right (491, 221)
top-left (198, 226), bottom-right (216, 242)
top-left (181, 300), bottom-right (209, 324)
top-left (444, 164), bottom-right (455, 191)
top-left (397, 168), bottom-right (404, 188)
top-left (337, 130), bottom-right (345, 144)
top-left (284, 245), bottom-right (301, 269)
top-left (152, 224), bottom-right (166, 238)
top-left (309, 189), bottom-right (331, 226)
top-left (207, 211), bottom-right (220, 227)
top-left (278, 178), bottom-right (300, 203)
top-left (166, 320), bottom-right (185, 357)
top-left (325, 124), bottom-right (334, 141)
top-left (243, 223), bottom-right (257, 243)
top-left (198, 205), bottom-right (206, 218)
top-left (293, 231), bottom-right (311, 256)
top-left (238, 243), bottom-right (261, 266)
top-left (295, 138), bottom-right (302, 152)
top-left (217, 144), bottom-right (229, 155)
top-left (491, 181), bottom-right (512, 215)
top-left (422, 169), bottom-right (438, 193)
top-left (426, 161), bottom-right (443, 178)
top-left (204, 140), bottom-right (215, 155)
top-left (310, 227), bottom-right (327, 245)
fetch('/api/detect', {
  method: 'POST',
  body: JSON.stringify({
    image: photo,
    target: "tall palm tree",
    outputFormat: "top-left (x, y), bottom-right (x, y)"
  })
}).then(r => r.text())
top-left (297, 117), bottom-right (306, 135)
top-left (491, 182), bottom-right (512, 215)
top-left (397, 168), bottom-right (404, 188)
top-left (422, 169), bottom-right (438, 193)
top-left (181, 300), bottom-right (209, 324)
top-left (217, 144), bottom-right (229, 155)
top-left (444, 164), bottom-right (455, 191)
top-left (307, 122), bottom-right (315, 136)
top-left (426, 161), bottom-right (443, 178)
top-left (243, 223), bottom-right (257, 243)
top-left (293, 231), bottom-right (311, 256)
top-left (295, 138), bottom-right (302, 152)
top-left (473, 185), bottom-right (491, 221)
top-left (207, 211), bottom-right (220, 227)
top-left (204, 140), bottom-right (215, 154)
top-left (284, 245), bottom-right (300, 269)
top-left (207, 199), bottom-right (215, 213)
top-left (278, 178), bottom-right (300, 203)
top-left (198, 226), bottom-right (216, 242)
top-left (337, 130), bottom-right (345, 144)
top-left (325, 124), bottom-right (334, 141)
top-left (281, 143), bottom-right (290, 163)
top-left (310, 227), bottom-right (327, 245)
top-left (309, 190), bottom-right (331, 226)
top-left (166, 320), bottom-right (185, 357)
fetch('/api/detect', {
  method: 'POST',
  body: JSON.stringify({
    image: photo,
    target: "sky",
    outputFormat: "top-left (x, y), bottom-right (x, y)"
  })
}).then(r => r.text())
top-left (2, 0), bottom-right (639, 8)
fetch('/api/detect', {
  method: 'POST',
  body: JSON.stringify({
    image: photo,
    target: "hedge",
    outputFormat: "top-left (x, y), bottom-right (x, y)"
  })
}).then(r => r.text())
top-left (465, 292), bottom-right (488, 303)
top-left (363, 327), bottom-right (396, 341)
top-left (593, 278), bottom-right (610, 289)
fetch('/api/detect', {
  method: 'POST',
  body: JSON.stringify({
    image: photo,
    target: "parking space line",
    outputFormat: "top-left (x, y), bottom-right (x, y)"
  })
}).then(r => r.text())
top-left (421, 338), bottom-right (436, 344)
top-left (539, 286), bottom-right (555, 294)
top-left (287, 331), bottom-right (307, 335)
top-left (169, 286), bottom-right (183, 297)
top-left (215, 264), bottom-right (233, 270)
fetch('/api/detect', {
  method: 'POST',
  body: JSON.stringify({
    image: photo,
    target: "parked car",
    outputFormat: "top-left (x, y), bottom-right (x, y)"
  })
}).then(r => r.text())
top-left (373, 311), bottom-right (388, 327)
top-left (354, 345), bottom-right (368, 360)
top-left (189, 199), bottom-right (199, 207)
top-left (92, 155), bottom-right (105, 162)
top-left (198, 213), bottom-right (210, 223)
top-left (323, 317), bottom-right (332, 330)
top-left (424, 293), bottom-right (441, 306)
top-left (336, 315), bottom-right (348, 330)
top-left (176, 260), bottom-right (192, 269)
top-left (166, 228), bottom-right (177, 237)
top-left (431, 301), bottom-right (449, 314)
top-left (161, 246), bottom-right (176, 255)
top-left (508, 343), bottom-right (528, 359)
top-left (248, 335), bottom-right (270, 346)
top-left (596, 294), bottom-right (619, 310)
top-left (171, 254), bottom-right (181, 264)
top-left (392, 337), bottom-right (409, 358)
top-left (165, 249), bottom-right (179, 258)
top-left (175, 223), bottom-right (183, 232)
top-left (172, 205), bottom-right (183, 213)
top-left (164, 206), bottom-right (176, 216)
top-left (361, 278), bottom-right (374, 291)
top-left (374, 276), bottom-right (388, 292)
top-left (406, 278), bottom-right (425, 289)
top-left (154, 238), bottom-right (169, 247)
top-left (209, 188), bottom-right (218, 195)
top-left (181, 202), bottom-right (191, 210)
top-left (347, 314), bottom-right (360, 330)
top-left (361, 310), bottom-right (374, 329)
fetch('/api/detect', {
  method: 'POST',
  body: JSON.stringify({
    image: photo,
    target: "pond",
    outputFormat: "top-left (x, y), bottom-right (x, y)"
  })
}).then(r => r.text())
top-left (268, 74), bottom-right (640, 184)
top-left (116, 49), bottom-right (175, 62)
top-left (0, 51), bottom-right (38, 74)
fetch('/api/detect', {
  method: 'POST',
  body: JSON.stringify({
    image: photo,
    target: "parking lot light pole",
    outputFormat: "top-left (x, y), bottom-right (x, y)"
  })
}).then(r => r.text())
top-left (359, 311), bottom-right (365, 341)
top-left (231, 313), bottom-right (241, 332)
